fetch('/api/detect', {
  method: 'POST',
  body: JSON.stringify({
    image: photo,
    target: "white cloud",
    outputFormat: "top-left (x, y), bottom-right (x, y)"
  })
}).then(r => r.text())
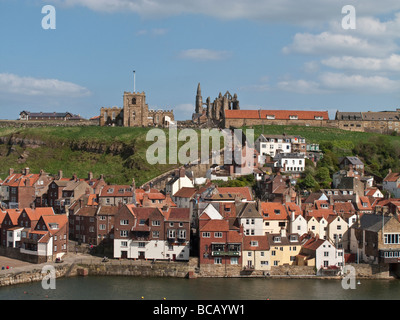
top-left (48, 0), bottom-right (400, 25)
top-left (178, 49), bottom-right (231, 61)
top-left (321, 54), bottom-right (400, 72)
top-left (283, 32), bottom-right (396, 58)
top-left (0, 73), bottom-right (91, 97)
top-left (277, 79), bottom-right (324, 94)
top-left (277, 72), bottom-right (400, 94)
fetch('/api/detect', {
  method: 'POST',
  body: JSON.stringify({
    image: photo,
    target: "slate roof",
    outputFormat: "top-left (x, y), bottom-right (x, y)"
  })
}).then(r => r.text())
top-left (358, 214), bottom-right (391, 232)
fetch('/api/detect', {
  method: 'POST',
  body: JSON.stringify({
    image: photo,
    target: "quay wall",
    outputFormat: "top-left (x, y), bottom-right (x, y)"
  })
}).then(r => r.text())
top-left (0, 259), bottom-right (395, 287)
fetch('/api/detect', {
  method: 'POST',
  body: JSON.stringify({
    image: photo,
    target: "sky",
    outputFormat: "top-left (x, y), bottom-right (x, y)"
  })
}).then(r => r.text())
top-left (1, 0), bottom-right (400, 121)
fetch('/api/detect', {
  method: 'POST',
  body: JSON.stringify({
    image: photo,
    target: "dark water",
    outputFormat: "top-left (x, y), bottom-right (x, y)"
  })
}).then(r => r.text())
top-left (0, 276), bottom-right (400, 300)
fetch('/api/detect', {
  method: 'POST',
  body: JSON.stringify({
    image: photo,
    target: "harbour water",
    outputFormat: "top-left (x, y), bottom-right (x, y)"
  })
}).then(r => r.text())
top-left (0, 276), bottom-right (399, 300)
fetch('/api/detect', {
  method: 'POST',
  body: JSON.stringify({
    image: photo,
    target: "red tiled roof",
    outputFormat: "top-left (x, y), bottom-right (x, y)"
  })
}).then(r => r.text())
top-left (334, 202), bottom-right (355, 213)
top-left (173, 187), bottom-right (197, 198)
top-left (217, 187), bottom-right (253, 201)
top-left (99, 185), bottom-right (133, 197)
top-left (2, 173), bottom-right (40, 187)
top-left (41, 215), bottom-right (68, 235)
top-left (384, 172), bottom-right (400, 182)
top-left (224, 109), bottom-right (329, 120)
top-left (200, 219), bottom-right (229, 232)
top-left (161, 207), bottom-right (190, 221)
top-left (306, 209), bottom-right (336, 220)
top-left (243, 235), bottom-right (270, 250)
top-left (302, 237), bottom-right (326, 250)
top-left (284, 202), bottom-right (302, 216)
top-left (227, 230), bottom-right (243, 243)
top-left (260, 202), bottom-right (288, 220)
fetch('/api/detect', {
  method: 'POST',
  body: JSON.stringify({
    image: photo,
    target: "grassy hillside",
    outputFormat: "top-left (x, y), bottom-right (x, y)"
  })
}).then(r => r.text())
top-left (0, 124), bottom-right (398, 185)
top-left (0, 126), bottom-right (181, 186)
top-left (247, 124), bottom-right (400, 179)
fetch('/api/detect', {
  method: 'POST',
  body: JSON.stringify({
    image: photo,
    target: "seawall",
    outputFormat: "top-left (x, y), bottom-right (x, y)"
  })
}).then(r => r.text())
top-left (0, 258), bottom-right (395, 287)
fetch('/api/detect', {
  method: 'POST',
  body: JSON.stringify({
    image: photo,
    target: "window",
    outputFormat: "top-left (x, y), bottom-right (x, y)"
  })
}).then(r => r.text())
top-left (324, 251), bottom-right (329, 257)
top-left (178, 230), bottom-right (186, 239)
top-left (120, 230), bottom-right (128, 237)
top-left (152, 220), bottom-right (161, 226)
top-left (139, 219), bottom-right (146, 225)
top-left (99, 224), bottom-right (106, 230)
top-left (153, 231), bottom-right (160, 238)
top-left (384, 233), bottom-right (400, 244)
top-left (120, 220), bottom-right (129, 225)
top-left (251, 241), bottom-right (258, 247)
top-left (168, 229), bottom-right (176, 238)
top-left (230, 257), bottom-right (238, 265)
top-left (214, 232), bottom-right (222, 238)
top-left (214, 258), bottom-right (222, 265)
top-left (138, 242), bottom-right (145, 248)
top-left (121, 241), bottom-right (128, 247)
top-left (202, 232), bottom-right (210, 238)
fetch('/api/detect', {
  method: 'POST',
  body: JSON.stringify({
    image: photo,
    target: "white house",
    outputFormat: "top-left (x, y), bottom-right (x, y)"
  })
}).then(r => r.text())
top-left (301, 237), bottom-right (344, 274)
top-left (255, 134), bottom-right (292, 158)
top-left (6, 226), bottom-right (23, 248)
top-left (289, 212), bottom-right (308, 236)
top-left (365, 187), bottom-right (384, 199)
top-left (165, 168), bottom-right (194, 196)
top-left (237, 202), bottom-right (264, 236)
top-left (273, 153), bottom-right (305, 173)
top-left (327, 215), bottom-right (349, 250)
top-left (306, 216), bottom-right (329, 239)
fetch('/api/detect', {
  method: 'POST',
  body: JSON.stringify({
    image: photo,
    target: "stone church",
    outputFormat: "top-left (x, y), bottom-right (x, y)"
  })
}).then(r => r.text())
top-left (100, 89), bottom-right (174, 127)
top-left (192, 83), bottom-right (240, 125)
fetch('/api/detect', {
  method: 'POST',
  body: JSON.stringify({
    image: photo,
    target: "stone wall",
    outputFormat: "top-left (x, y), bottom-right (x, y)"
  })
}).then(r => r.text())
top-left (0, 120), bottom-right (95, 128)
top-left (0, 247), bottom-right (49, 264)
top-left (223, 118), bottom-right (398, 135)
top-left (350, 263), bottom-right (391, 279)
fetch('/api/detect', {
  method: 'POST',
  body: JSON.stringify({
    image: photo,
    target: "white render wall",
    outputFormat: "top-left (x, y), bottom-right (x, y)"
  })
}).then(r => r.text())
top-left (240, 218), bottom-right (264, 236)
top-left (114, 239), bottom-right (189, 261)
top-left (289, 215), bottom-right (307, 236)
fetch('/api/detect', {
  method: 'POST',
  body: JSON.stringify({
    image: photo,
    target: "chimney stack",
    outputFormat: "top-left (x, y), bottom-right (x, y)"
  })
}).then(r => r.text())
top-left (88, 172), bottom-right (93, 180)
top-left (280, 227), bottom-right (286, 238)
top-left (58, 170), bottom-right (63, 180)
top-left (24, 167), bottom-right (30, 176)
top-left (9, 168), bottom-right (14, 176)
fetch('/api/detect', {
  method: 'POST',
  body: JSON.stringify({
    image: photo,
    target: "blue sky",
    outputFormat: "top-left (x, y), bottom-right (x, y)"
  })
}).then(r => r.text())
top-left (1, 0), bottom-right (400, 121)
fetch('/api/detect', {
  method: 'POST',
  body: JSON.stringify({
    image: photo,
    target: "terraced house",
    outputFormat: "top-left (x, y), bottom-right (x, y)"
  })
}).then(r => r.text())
top-left (113, 205), bottom-right (190, 261)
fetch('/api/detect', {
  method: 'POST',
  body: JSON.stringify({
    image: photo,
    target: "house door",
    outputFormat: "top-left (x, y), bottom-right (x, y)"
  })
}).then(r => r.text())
top-left (121, 251), bottom-right (128, 259)
top-left (172, 254), bottom-right (176, 261)
top-left (139, 251), bottom-right (145, 260)
top-left (247, 260), bottom-right (253, 269)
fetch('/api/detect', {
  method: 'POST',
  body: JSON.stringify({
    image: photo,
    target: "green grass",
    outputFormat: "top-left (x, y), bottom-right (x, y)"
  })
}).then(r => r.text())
top-left (0, 124), bottom-right (398, 185)
top-left (246, 124), bottom-right (400, 157)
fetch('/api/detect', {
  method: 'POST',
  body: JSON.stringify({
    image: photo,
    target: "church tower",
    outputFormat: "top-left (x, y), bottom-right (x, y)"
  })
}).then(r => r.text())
top-left (195, 83), bottom-right (203, 114)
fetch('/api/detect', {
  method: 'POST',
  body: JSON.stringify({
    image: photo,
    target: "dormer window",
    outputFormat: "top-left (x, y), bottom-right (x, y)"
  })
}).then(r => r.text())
top-left (274, 209), bottom-right (280, 215)
top-left (251, 241), bottom-right (258, 247)
top-left (267, 115), bottom-right (275, 120)
top-left (273, 236), bottom-right (281, 243)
